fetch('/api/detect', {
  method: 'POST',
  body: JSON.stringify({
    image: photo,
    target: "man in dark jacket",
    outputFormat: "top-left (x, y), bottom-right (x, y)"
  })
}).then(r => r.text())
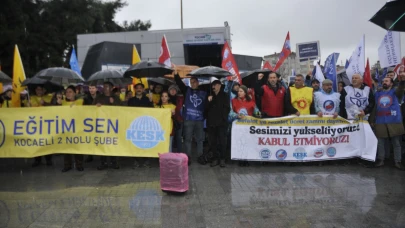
top-left (205, 80), bottom-right (230, 167)
top-left (94, 82), bottom-right (122, 170)
top-left (255, 72), bottom-right (297, 118)
top-left (127, 83), bottom-right (154, 168)
top-left (83, 85), bottom-right (99, 163)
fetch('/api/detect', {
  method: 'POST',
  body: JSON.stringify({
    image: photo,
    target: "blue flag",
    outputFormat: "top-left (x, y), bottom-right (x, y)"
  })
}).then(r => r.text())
top-left (378, 68), bottom-right (388, 87)
top-left (345, 59), bottom-right (350, 69)
top-left (70, 47), bottom-right (82, 76)
top-left (324, 53), bottom-right (338, 92)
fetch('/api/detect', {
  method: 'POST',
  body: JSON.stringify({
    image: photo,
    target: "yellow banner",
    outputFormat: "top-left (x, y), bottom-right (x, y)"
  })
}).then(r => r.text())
top-left (0, 106), bottom-right (171, 158)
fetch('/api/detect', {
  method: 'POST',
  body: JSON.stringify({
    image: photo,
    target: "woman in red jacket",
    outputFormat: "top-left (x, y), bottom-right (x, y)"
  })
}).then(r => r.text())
top-left (229, 85), bottom-right (260, 166)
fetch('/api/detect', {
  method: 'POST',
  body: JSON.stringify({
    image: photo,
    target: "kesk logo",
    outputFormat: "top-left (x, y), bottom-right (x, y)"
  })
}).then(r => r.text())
top-left (259, 148), bottom-right (271, 160)
top-left (293, 147), bottom-right (307, 160)
top-left (126, 116), bottom-right (165, 149)
top-left (0, 120), bottom-right (5, 148)
top-left (190, 94), bottom-right (202, 107)
top-left (275, 149), bottom-right (287, 161)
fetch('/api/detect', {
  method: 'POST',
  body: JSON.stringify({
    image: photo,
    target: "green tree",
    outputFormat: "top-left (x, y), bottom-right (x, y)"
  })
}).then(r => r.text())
top-left (0, 0), bottom-right (151, 78)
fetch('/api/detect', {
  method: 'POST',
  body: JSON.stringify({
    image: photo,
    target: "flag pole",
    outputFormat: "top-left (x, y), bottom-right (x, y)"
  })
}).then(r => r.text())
top-left (180, 0), bottom-right (183, 29)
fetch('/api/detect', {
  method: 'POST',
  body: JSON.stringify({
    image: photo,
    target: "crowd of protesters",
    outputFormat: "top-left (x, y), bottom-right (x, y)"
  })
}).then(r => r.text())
top-left (1, 66), bottom-right (405, 171)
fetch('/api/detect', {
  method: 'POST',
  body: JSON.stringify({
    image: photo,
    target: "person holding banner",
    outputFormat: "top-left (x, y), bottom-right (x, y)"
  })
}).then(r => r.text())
top-left (314, 79), bottom-right (340, 118)
top-left (155, 91), bottom-right (176, 151)
top-left (57, 85), bottom-right (85, 172)
top-left (339, 74), bottom-right (375, 120)
top-left (230, 85), bottom-right (259, 166)
top-left (288, 74), bottom-right (314, 116)
top-left (127, 83), bottom-right (154, 168)
top-left (370, 74), bottom-right (405, 171)
top-left (255, 72), bottom-right (295, 118)
top-left (95, 82), bottom-right (122, 170)
top-left (168, 84), bottom-right (184, 152)
top-left (83, 85), bottom-right (99, 163)
top-left (174, 74), bottom-right (207, 165)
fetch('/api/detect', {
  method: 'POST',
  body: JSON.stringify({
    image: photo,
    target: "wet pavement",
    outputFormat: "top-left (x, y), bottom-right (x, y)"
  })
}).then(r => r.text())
top-left (0, 156), bottom-right (405, 228)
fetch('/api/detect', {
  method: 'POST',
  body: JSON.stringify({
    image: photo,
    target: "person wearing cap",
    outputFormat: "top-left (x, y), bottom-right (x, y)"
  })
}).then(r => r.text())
top-left (314, 79), bottom-right (340, 118)
top-left (339, 74), bottom-right (375, 120)
top-left (205, 80), bottom-right (230, 167)
top-left (168, 84), bottom-right (184, 152)
top-left (0, 85), bottom-right (12, 108)
top-left (174, 74), bottom-right (207, 164)
top-left (311, 79), bottom-right (321, 92)
top-left (127, 83), bottom-right (154, 168)
top-left (288, 74), bottom-right (314, 116)
top-left (255, 72), bottom-right (296, 118)
top-left (94, 81), bottom-right (122, 170)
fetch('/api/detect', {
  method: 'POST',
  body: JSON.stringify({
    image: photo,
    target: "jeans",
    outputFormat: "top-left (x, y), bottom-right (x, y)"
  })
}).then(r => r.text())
top-left (208, 125), bottom-right (228, 160)
top-left (183, 120), bottom-right (204, 157)
top-left (174, 122), bottom-right (183, 152)
top-left (169, 136), bottom-right (173, 152)
top-left (377, 135), bottom-right (402, 162)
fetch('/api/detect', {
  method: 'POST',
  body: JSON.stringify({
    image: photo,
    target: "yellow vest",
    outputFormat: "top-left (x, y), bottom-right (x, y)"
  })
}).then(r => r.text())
top-left (30, 94), bottom-right (53, 107)
top-left (290, 87), bottom-right (313, 115)
top-left (62, 99), bottom-right (84, 106)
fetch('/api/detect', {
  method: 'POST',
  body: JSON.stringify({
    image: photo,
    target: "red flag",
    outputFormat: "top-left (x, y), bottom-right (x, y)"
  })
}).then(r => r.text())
top-left (273, 32), bottom-right (291, 72)
top-left (263, 61), bottom-right (273, 70)
top-left (159, 35), bottom-right (171, 67)
top-left (364, 58), bottom-right (372, 88)
top-left (393, 57), bottom-right (405, 78)
top-left (221, 41), bottom-right (241, 83)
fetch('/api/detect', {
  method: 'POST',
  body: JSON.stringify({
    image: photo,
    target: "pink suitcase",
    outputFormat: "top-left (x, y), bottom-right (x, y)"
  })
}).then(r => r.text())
top-left (159, 153), bottom-right (189, 193)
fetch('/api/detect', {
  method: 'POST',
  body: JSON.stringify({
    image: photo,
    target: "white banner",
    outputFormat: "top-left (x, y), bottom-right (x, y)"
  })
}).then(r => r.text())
top-left (346, 35), bottom-right (365, 83)
top-left (231, 115), bottom-right (377, 162)
top-left (183, 33), bottom-right (225, 45)
top-left (378, 31), bottom-right (401, 69)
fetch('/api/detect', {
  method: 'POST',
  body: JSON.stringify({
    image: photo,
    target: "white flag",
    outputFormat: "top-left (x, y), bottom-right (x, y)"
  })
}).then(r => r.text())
top-left (314, 63), bottom-right (325, 84)
top-left (378, 31), bottom-right (401, 69)
top-left (346, 35), bottom-right (365, 83)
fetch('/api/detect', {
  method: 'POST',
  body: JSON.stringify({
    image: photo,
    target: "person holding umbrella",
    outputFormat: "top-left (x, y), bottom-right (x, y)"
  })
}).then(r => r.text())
top-left (57, 85), bottom-right (84, 172)
top-left (174, 74), bottom-right (207, 165)
top-left (94, 82), bottom-right (122, 170)
top-left (205, 80), bottom-right (230, 167)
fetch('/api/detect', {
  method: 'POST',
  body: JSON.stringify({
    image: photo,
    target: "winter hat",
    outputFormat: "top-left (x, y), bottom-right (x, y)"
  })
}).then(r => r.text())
top-left (322, 79), bottom-right (333, 85)
top-left (168, 84), bottom-right (180, 93)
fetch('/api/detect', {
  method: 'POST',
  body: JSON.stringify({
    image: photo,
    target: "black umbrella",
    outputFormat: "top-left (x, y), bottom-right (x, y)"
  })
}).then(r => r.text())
top-left (123, 61), bottom-right (173, 78)
top-left (148, 78), bottom-right (174, 87)
top-left (36, 67), bottom-right (85, 85)
top-left (0, 71), bottom-right (12, 83)
top-left (86, 70), bottom-right (132, 86)
top-left (370, 0), bottom-right (405, 32)
top-left (242, 69), bottom-right (272, 88)
top-left (22, 77), bottom-right (63, 93)
top-left (188, 66), bottom-right (231, 78)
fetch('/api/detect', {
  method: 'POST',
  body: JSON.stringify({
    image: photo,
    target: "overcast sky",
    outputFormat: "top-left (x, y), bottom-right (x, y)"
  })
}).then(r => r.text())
top-left (115, 0), bottom-right (404, 66)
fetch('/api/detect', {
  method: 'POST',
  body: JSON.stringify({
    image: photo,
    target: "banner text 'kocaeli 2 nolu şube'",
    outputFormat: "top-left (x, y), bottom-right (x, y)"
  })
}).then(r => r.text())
top-left (231, 116), bottom-right (377, 162)
top-left (0, 106), bottom-right (171, 158)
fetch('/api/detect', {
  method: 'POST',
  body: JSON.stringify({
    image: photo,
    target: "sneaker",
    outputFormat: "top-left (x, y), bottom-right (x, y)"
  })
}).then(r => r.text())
top-left (32, 161), bottom-right (41, 167)
top-left (97, 163), bottom-right (108, 170)
top-left (112, 163), bottom-right (120, 169)
top-left (143, 160), bottom-right (151, 168)
top-left (132, 160), bottom-right (140, 169)
top-left (374, 160), bottom-right (384, 168)
top-left (220, 160), bottom-right (226, 168)
top-left (210, 160), bottom-right (219, 167)
top-left (61, 167), bottom-right (72, 172)
top-left (85, 156), bottom-right (93, 163)
top-left (395, 162), bottom-right (405, 171)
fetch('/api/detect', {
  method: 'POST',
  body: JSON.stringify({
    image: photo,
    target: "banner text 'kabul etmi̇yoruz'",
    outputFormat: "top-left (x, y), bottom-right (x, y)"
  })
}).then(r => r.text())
top-left (231, 115), bottom-right (377, 162)
top-left (0, 106), bottom-right (171, 158)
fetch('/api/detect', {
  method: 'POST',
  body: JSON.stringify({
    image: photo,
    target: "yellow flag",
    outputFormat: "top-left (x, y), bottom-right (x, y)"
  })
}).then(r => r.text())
top-left (12, 45), bottom-right (26, 107)
top-left (131, 45), bottom-right (148, 90)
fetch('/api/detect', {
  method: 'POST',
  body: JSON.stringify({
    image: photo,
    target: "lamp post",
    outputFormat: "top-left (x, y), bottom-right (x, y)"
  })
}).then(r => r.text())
top-left (181, 0), bottom-right (183, 29)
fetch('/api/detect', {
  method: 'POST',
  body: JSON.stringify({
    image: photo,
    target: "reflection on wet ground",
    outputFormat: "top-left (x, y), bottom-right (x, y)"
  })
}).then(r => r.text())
top-left (0, 156), bottom-right (405, 228)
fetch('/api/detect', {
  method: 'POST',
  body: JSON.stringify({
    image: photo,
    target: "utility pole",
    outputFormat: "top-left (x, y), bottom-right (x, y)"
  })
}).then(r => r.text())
top-left (181, 0), bottom-right (183, 29)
